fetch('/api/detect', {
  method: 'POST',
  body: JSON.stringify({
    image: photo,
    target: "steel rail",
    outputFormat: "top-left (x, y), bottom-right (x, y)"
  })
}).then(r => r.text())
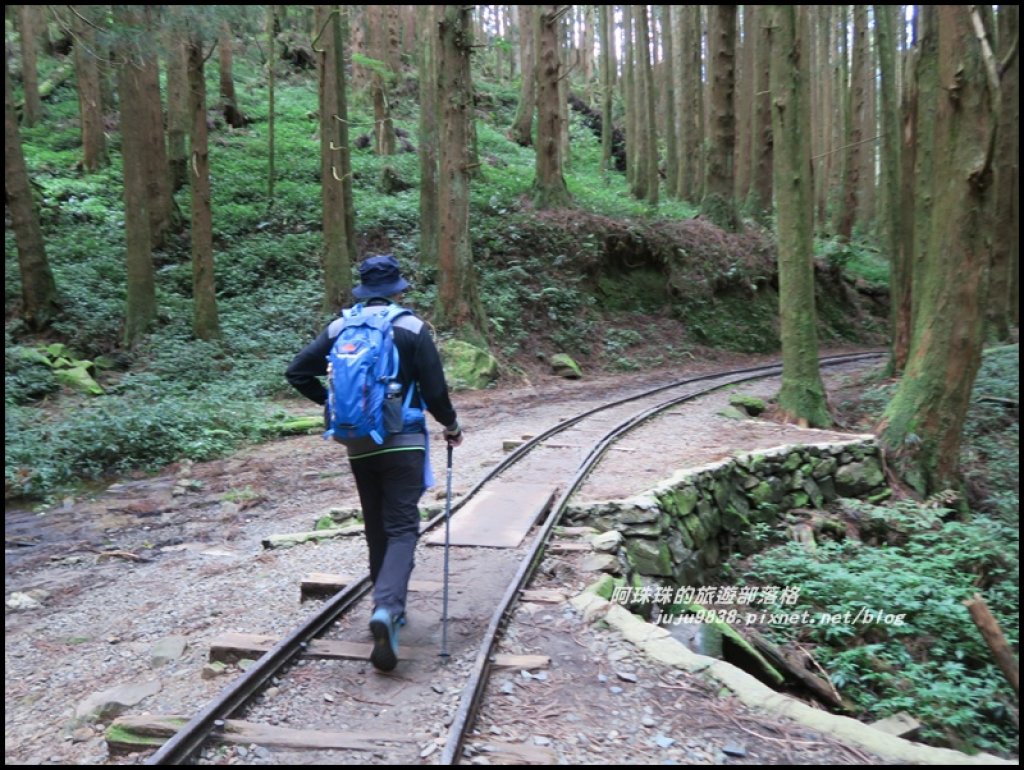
top-left (146, 351), bottom-right (882, 764)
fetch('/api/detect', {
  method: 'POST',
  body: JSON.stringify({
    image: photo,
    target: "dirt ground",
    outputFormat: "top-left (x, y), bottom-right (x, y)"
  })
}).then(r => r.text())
top-left (5, 349), bottom-right (911, 766)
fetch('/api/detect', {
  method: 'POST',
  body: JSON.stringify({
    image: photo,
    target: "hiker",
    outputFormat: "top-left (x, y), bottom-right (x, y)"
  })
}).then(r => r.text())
top-left (285, 254), bottom-right (463, 671)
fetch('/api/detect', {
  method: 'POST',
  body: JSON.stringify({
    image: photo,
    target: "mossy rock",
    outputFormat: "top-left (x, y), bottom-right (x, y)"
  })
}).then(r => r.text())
top-left (550, 353), bottom-right (582, 379)
top-left (729, 394), bottom-right (767, 416)
top-left (439, 339), bottom-right (499, 390)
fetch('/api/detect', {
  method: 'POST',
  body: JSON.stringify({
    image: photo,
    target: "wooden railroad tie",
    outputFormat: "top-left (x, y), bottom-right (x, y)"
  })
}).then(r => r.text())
top-left (106, 715), bottom-right (413, 754)
top-left (300, 572), bottom-right (451, 601)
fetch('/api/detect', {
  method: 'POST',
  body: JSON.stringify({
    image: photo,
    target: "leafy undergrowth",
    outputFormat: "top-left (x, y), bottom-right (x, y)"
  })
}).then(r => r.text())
top-left (725, 345), bottom-right (1020, 756)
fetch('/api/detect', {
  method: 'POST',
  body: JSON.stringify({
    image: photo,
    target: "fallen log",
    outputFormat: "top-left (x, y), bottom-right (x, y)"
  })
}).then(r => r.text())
top-left (964, 593), bottom-right (1019, 696)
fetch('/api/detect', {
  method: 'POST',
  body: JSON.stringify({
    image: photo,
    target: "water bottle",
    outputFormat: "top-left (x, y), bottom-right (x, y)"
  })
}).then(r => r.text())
top-left (383, 380), bottom-right (403, 434)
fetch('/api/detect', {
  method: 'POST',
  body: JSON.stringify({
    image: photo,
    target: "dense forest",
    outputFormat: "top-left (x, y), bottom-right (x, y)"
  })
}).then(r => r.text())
top-left (4, 4), bottom-right (1019, 755)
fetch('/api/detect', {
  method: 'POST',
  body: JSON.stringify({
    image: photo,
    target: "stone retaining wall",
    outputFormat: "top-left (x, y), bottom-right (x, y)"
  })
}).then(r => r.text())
top-left (564, 437), bottom-right (886, 587)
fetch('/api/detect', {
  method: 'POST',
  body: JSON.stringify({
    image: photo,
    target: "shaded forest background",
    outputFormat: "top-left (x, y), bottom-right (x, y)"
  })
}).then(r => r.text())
top-left (3, 4), bottom-right (1019, 756)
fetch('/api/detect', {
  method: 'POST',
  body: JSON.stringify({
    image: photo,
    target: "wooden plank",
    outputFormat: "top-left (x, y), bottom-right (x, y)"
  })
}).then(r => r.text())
top-left (492, 654), bottom-right (551, 670)
top-left (480, 741), bottom-right (558, 764)
top-left (423, 483), bottom-right (555, 548)
top-left (208, 632), bottom-right (429, 663)
top-left (107, 715), bottom-right (411, 753)
top-left (520, 588), bottom-right (567, 603)
top-left (300, 573), bottom-right (448, 601)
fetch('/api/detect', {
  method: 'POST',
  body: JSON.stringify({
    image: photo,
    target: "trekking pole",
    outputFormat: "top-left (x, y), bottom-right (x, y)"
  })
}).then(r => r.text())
top-left (440, 442), bottom-right (454, 663)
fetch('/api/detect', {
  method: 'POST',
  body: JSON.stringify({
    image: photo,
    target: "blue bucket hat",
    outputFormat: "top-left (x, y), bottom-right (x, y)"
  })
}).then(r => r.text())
top-left (353, 254), bottom-right (410, 299)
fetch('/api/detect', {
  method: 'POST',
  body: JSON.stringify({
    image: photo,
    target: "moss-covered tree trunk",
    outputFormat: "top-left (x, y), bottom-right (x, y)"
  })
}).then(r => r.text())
top-left (315, 5), bottom-right (354, 312)
top-left (701, 5), bottom-right (739, 232)
top-left (418, 3), bottom-right (440, 267)
top-left (746, 5), bottom-right (772, 222)
top-left (879, 6), bottom-right (995, 497)
top-left (988, 5), bottom-right (1019, 341)
top-left (186, 32), bottom-right (220, 341)
top-left (115, 6), bottom-right (156, 349)
top-left (435, 6), bottom-right (488, 344)
top-left (6, 41), bottom-right (60, 330)
top-left (72, 6), bottom-right (108, 173)
top-left (532, 5), bottom-right (572, 209)
top-left (770, 5), bottom-right (831, 429)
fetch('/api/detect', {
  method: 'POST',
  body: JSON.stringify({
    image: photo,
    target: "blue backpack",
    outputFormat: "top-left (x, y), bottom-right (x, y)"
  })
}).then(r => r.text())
top-left (323, 303), bottom-right (413, 444)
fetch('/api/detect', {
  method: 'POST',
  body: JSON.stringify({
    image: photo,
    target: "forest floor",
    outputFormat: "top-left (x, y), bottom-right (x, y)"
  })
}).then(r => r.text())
top-left (2, 346), bottom-right (997, 766)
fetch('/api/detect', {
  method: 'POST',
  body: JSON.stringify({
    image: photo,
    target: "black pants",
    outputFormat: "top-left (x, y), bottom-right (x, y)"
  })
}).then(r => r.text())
top-left (349, 449), bottom-right (425, 617)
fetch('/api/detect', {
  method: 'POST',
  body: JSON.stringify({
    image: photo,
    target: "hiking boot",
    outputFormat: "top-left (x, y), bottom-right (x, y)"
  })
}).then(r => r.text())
top-left (369, 607), bottom-right (399, 672)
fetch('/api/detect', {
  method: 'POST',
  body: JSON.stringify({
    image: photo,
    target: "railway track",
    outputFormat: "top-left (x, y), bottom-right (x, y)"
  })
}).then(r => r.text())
top-left (143, 351), bottom-right (882, 765)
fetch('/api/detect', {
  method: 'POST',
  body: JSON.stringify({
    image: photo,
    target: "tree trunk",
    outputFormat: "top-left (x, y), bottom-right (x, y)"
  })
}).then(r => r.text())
top-left (435, 5), bottom-right (488, 343)
top-left (909, 6), bottom-right (938, 337)
top-left (508, 4), bottom-right (535, 147)
top-left (770, 6), bottom-right (831, 428)
top-left (598, 4), bottom-right (615, 177)
top-left (71, 6), bottom-right (108, 172)
top-left (660, 6), bottom-right (677, 198)
top-left (894, 15), bottom-right (920, 374)
top-left (701, 5), bottom-right (739, 231)
top-left (267, 6), bottom-right (276, 206)
top-left (6, 41), bottom-right (60, 330)
top-left (874, 5), bottom-right (905, 373)
top-left (813, 6), bottom-right (833, 228)
top-left (18, 5), bottom-right (43, 126)
top-left (735, 5), bottom-right (755, 203)
top-left (828, 6), bottom-right (848, 236)
top-left (532, 5), bottom-right (572, 209)
top-left (837, 5), bottom-right (866, 242)
top-left (219, 20), bottom-right (249, 128)
top-left (879, 6), bottom-right (996, 497)
top-left (368, 4), bottom-right (396, 156)
top-left (858, 13), bottom-right (877, 233)
top-left (989, 5), bottom-right (1019, 340)
top-left (165, 12), bottom-right (189, 193)
top-left (676, 5), bottom-right (702, 202)
top-left (114, 6), bottom-right (156, 349)
top-left (637, 5), bottom-right (658, 205)
top-left (418, 3), bottom-right (440, 267)
top-left (186, 33), bottom-right (220, 341)
top-left (623, 5), bottom-right (637, 192)
top-left (137, 7), bottom-right (177, 249)
top-left (746, 5), bottom-right (772, 221)
top-left (315, 5), bottom-right (355, 311)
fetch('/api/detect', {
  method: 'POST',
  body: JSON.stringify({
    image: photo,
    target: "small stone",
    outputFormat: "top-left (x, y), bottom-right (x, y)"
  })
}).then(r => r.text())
top-left (641, 716), bottom-right (657, 728)
top-left (323, 693), bottom-right (334, 702)
top-left (609, 686), bottom-right (623, 694)
top-left (533, 736), bottom-right (551, 746)
top-left (654, 735), bottom-right (676, 749)
top-left (615, 670), bottom-right (638, 683)
top-left (722, 743), bottom-right (747, 757)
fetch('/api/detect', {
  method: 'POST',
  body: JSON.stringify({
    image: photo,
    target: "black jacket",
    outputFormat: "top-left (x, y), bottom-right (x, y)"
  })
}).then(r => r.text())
top-left (285, 303), bottom-right (457, 454)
